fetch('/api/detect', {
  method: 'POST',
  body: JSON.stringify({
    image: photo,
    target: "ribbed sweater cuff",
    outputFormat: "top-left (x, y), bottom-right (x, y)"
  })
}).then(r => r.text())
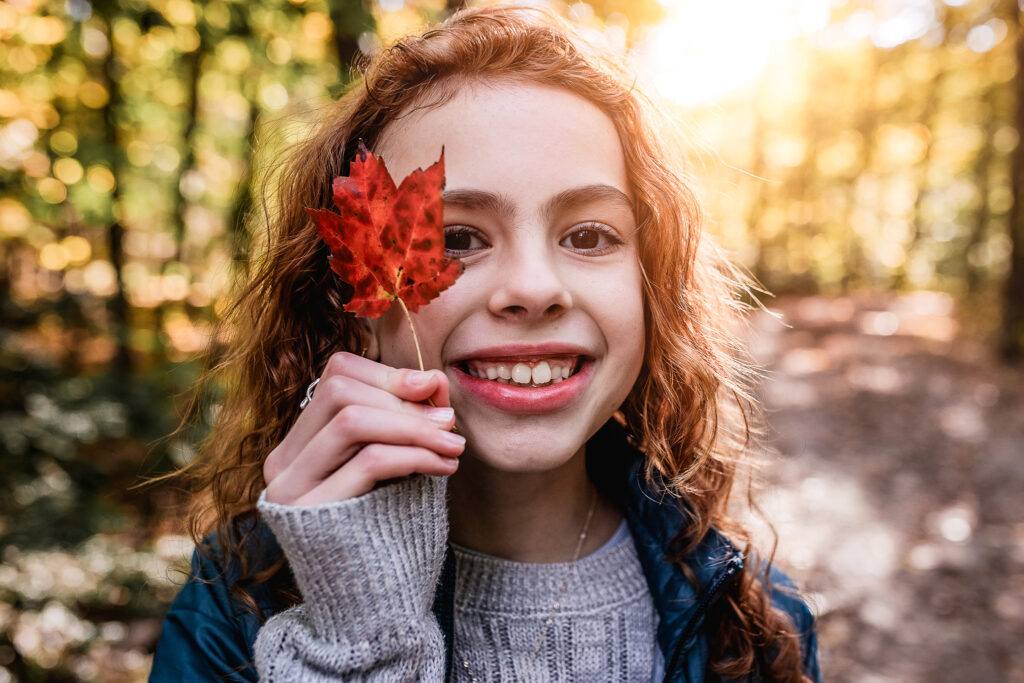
top-left (257, 475), bottom-right (448, 644)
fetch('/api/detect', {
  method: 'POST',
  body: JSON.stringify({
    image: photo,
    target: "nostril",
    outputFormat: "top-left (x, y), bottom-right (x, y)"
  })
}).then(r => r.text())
top-left (488, 276), bottom-right (573, 318)
top-left (544, 303), bottom-right (565, 315)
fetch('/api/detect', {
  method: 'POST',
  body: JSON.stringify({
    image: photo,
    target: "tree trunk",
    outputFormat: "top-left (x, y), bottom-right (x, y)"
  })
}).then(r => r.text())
top-left (227, 99), bottom-right (260, 270)
top-left (98, 7), bottom-right (132, 377)
top-left (172, 34), bottom-right (203, 264)
top-left (1001, 6), bottom-right (1024, 360)
top-left (327, 1), bottom-right (375, 78)
top-left (154, 29), bottom-right (205, 360)
top-left (965, 85), bottom-right (997, 295)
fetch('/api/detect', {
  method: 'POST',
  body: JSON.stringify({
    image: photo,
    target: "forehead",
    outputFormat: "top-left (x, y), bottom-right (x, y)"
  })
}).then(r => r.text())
top-left (373, 80), bottom-right (631, 203)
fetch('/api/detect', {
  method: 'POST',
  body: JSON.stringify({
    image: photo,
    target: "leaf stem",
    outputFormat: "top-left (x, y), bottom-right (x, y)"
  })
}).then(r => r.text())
top-left (395, 293), bottom-right (454, 431)
top-left (396, 297), bottom-right (425, 372)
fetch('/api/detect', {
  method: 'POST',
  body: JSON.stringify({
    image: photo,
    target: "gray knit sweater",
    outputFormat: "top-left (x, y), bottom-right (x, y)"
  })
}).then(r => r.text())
top-left (254, 475), bottom-right (660, 681)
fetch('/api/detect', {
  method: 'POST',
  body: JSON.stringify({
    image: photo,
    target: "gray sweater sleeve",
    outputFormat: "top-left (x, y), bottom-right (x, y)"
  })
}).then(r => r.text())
top-left (253, 475), bottom-right (448, 682)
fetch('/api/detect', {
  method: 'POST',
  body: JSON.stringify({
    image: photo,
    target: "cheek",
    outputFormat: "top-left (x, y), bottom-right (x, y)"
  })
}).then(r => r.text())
top-left (601, 263), bottom-right (645, 326)
top-left (584, 263), bottom-right (645, 369)
top-left (615, 268), bottom-right (647, 377)
top-left (371, 308), bottom-right (411, 366)
top-left (619, 300), bottom-right (646, 378)
top-left (381, 284), bottom-right (471, 366)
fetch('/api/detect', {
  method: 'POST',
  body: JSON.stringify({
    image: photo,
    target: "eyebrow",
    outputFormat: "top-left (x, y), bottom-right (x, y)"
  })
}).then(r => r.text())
top-left (441, 184), bottom-right (633, 223)
top-left (441, 189), bottom-right (517, 218)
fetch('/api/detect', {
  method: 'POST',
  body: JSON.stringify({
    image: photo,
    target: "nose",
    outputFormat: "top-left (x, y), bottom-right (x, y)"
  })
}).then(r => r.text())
top-left (486, 240), bottom-right (573, 321)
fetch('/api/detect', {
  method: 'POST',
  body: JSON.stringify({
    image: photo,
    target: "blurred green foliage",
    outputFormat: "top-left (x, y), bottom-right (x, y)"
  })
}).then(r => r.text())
top-left (688, 1), bottom-right (1018, 300)
top-left (0, 0), bottom-right (1022, 680)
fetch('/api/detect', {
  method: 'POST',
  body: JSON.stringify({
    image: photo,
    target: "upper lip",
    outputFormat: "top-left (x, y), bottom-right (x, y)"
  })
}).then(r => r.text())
top-left (449, 342), bottom-right (593, 364)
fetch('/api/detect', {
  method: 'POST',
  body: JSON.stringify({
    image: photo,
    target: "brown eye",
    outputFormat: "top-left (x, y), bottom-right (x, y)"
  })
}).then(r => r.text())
top-left (445, 231), bottom-right (473, 250)
top-left (444, 227), bottom-right (486, 256)
top-left (568, 229), bottom-right (600, 250)
top-left (560, 223), bottom-right (621, 254)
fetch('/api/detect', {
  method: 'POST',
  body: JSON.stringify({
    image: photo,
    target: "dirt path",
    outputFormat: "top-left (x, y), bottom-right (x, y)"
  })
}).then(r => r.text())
top-left (749, 293), bottom-right (1024, 682)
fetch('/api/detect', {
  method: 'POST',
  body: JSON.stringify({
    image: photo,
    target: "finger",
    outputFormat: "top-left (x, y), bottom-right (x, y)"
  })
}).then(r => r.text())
top-left (321, 351), bottom-right (449, 405)
top-left (295, 445), bottom-right (459, 505)
top-left (267, 373), bottom-right (453, 483)
top-left (266, 405), bottom-right (465, 503)
top-left (425, 370), bottom-right (451, 409)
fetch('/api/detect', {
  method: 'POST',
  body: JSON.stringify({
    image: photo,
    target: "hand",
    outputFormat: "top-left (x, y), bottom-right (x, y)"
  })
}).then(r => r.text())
top-left (263, 352), bottom-right (464, 506)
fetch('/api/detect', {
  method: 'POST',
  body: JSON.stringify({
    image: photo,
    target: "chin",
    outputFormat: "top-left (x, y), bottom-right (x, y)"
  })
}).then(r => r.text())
top-left (461, 430), bottom-right (585, 474)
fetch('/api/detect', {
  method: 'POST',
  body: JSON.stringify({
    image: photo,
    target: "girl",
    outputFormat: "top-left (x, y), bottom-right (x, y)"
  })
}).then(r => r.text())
top-left (152, 6), bottom-right (821, 682)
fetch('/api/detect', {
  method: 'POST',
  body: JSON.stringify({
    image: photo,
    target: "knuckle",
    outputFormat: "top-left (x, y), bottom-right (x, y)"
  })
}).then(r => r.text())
top-left (263, 449), bottom-right (280, 481)
top-left (397, 397), bottom-right (422, 415)
top-left (354, 445), bottom-right (396, 480)
top-left (319, 376), bottom-right (353, 407)
top-left (331, 404), bottom-right (365, 434)
top-left (324, 351), bottom-right (358, 377)
top-left (358, 443), bottom-right (387, 469)
top-left (387, 367), bottom-right (410, 390)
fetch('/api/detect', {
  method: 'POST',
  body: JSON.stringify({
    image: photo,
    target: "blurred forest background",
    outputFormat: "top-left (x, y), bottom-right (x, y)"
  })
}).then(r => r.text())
top-left (1, 0), bottom-right (1022, 680)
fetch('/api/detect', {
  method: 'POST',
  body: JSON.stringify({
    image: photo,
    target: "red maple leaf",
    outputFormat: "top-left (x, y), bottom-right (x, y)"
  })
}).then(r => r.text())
top-left (307, 142), bottom-right (463, 320)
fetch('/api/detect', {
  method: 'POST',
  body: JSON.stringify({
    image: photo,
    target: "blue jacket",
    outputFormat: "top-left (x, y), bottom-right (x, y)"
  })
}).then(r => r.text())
top-left (151, 422), bottom-right (821, 682)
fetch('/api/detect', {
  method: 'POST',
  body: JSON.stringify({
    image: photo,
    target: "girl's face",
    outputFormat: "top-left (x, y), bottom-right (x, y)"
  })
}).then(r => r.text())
top-left (372, 81), bottom-right (645, 473)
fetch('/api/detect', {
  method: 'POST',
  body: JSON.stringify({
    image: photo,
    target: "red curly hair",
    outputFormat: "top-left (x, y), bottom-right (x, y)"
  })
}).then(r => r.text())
top-left (176, 6), bottom-right (811, 680)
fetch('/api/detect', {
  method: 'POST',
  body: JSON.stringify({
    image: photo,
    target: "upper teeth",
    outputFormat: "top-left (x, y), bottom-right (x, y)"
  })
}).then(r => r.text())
top-left (466, 359), bottom-right (575, 386)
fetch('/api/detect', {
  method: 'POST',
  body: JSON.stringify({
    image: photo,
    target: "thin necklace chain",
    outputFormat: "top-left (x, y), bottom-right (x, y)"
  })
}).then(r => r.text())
top-left (456, 489), bottom-right (599, 683)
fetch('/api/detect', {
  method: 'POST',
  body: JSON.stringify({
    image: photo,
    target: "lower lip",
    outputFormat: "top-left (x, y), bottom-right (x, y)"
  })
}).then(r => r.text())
top-left (452, 361), bottom-right (593, 414)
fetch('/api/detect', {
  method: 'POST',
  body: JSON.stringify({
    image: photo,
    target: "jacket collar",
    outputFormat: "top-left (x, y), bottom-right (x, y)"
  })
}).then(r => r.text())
top-left (585, 420), bottom-right (744, 677)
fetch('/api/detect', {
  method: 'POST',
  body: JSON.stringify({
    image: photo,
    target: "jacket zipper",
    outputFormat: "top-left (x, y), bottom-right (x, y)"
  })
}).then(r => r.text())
top-left (662, 553), bottom-right (744, 683)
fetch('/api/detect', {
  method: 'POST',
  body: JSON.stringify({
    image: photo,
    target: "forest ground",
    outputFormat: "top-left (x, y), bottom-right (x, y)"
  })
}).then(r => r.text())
top-left (747, 292), bottom-right (1024, 683)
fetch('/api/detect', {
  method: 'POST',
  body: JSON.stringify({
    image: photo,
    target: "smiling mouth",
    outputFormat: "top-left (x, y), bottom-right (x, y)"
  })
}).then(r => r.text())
top-left (457, 356), bottom-right (583, 388)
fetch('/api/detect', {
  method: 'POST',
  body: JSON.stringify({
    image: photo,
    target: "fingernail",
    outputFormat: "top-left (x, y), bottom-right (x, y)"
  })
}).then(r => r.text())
top-left (425, 407), bottom-right (455, 426)
top-left (441, 431), bottom-right (466, 447)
